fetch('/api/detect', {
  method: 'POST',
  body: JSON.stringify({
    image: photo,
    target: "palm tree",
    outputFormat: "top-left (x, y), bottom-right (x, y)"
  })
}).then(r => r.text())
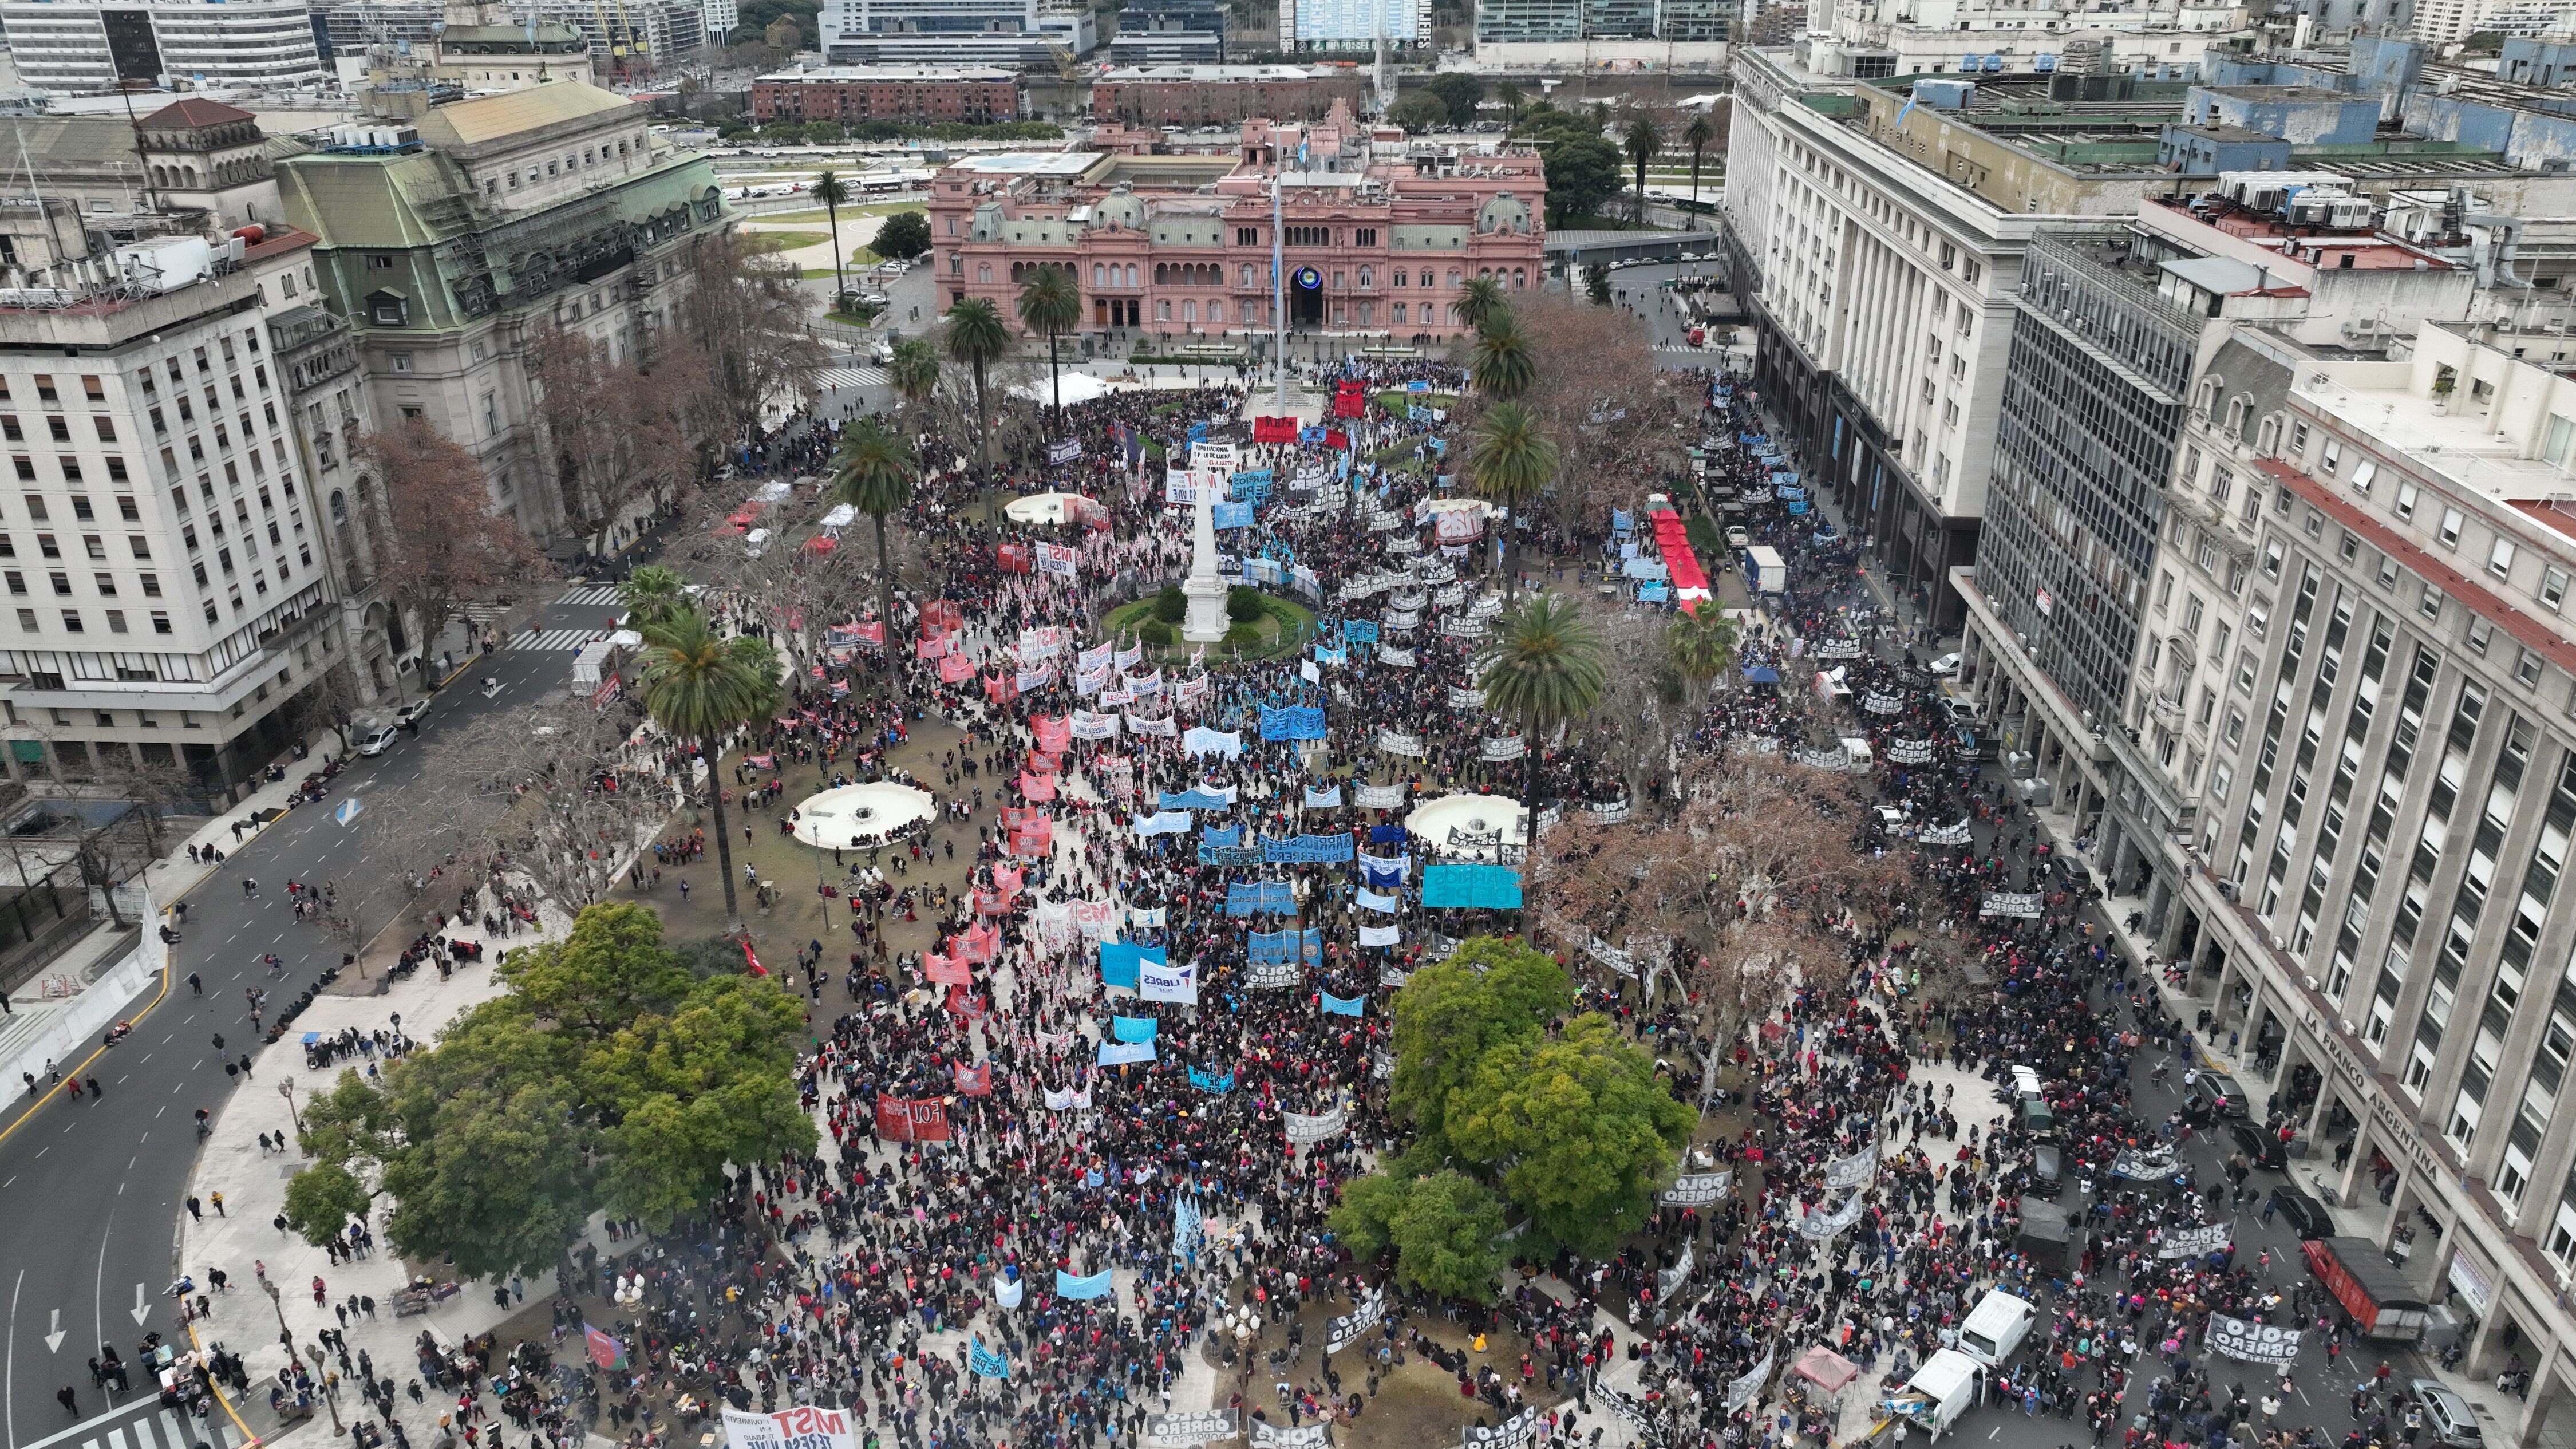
top-left (943, 299), bottom-right (1010, 468)
top-left (1457, 277), bottom-right (1508, 335)
top-left (1664, 603), bottom-right (1737, 694)
top-left (1467, 400), bottom-right (1557, 601)
top-left (1469, 312), bottom-right (1535, 400)
top-left (887, 337), bottom-right (942, 413)
top-left (1682, 113), bottom-right (1717, 223)
top-left (1623, 115), bottom-right (1663, 223)
top-left (813, 169), bottom-right (852, 310)
top-left (617, 564), bottom-right (692, 631)
top-left (829, 415), bottom-right (918, 672)
top-left (1476, 593), bottom-right (1605, 860)
top-left (638, 609), bottom-right (775, 921)
top-left (1016, 264), bottom-right (1082, 417)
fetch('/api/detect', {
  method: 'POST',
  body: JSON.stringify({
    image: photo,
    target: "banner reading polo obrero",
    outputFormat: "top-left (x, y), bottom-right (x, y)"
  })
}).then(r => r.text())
top-left (1283, 1104), bottom-right (1347, 1143)
top-left (1461, 1405), bottom-right (1538, 1448)
top-left (1723, 1348), bottom-right (1776, 1412)
top-left (1980, 891), bottom-right (2044, 919)
top-left (2206, 1313), bottom-right (2302, 1364)
top-left (1660, 1170), bottom-right (1732, 1206)
top-left (1324, 1281), bottom-right (1385, 1355)
top-left (1249, 1422), bottom-right (1330, 1448)
top-left (1144, 1408), bottom-right (1240, 1448)
top-left (1822, 1143), bottom-right (1879, 1190)
top-left (724, 1405), bottom-right (859, 1449)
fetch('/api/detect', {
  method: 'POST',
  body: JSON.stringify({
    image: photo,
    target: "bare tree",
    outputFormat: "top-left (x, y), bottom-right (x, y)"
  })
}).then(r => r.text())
top-left (358, 418), bottom-right (555, 677)
top-left (528, 323), bottom-right (694, 553)
top-left (413, 695), bottom-right (672, 911)
top-left (1502, 293), bottom-right (1684, 532)
top-left (671, 231), bottom-right (830, 456)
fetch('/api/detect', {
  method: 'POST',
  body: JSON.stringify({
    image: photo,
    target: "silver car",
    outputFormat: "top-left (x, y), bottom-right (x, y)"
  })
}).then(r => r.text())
top-left (2409, 1379), bottom-right (2482, 1448)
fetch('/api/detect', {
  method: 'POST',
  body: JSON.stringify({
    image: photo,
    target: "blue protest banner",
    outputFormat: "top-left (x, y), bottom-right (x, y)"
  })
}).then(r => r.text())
top-left (1201, 824), bottom-right (1242, 848)
top-left (1097, 1040), bottom-right (1157, 1066)
top-left (1421, 863), bottom-right (1524, 909)
top-left (1112, 1015), bottom-right (1158, 1043)
top-left (1188, 1066), bottom-right (1235, 1093)
top-left (1099, 942), bottom-right (1165, 990)
top-left (1259, 705), bottom-right (1329, 742)
top-left (1056, 1269), bottom-right (1115, 1300)
top-left (1342, 620), bottom-right (1380, 645)
top-left (1212, 502), bottom-right (1254, 530)
top-left (1321, 993), bottom-right (1365, 1017)
top-left (1265, 834), bottom-right (1354, 865)
top-left (969, 1340), bottom-right (1009, 1379)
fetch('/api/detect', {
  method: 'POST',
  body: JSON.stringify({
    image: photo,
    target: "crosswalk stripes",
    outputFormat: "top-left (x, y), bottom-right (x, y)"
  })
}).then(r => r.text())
top-left (509, 627), bottom-right (611, 650)
top-left (23, 1398), bottom-right (230, 1449)
top-left (556, 584), bottom-right (623, 606)
top-left (459, 603), bottom-right (512, 623)
top-left (815, 366), bottom-right (890, 392)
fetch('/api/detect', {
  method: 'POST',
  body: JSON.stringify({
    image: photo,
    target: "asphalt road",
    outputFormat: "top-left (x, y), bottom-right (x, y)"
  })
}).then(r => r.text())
top-left (0, 587), bottom-right (609, 1449)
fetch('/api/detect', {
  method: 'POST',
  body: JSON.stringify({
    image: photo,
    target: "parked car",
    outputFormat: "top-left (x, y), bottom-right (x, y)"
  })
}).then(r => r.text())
top-left (2189, 1071), bottom-right (2254, 1121)
top-left (2227, 1120), bottom-right (2288, 1171)
top-left (355, 725), bottom-right (400, 757)
top-left (2053, 857), bottom-right (2097, 898)
top-left (1725, 526), bottom-right (1749, 548)
top-left (2409, 1379), bottom-right (2483, 1448)
top-left (1930, 652), bottom-right (1962, 676)
top-left (392, 701), bottom-right (428, 728)
top-left (2272, 1183), bottom-right (2334, 1239)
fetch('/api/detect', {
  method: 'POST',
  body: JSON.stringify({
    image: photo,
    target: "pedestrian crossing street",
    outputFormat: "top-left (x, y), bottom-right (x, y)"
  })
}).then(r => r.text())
top-left (27, 1399), bottom-right (232, 1449)
top-left (815, 366), bottom-right (890, 392)
top-left (509, 627), bottom-right (613, 650)
top-left (556, 584), bottom-right (623, 606)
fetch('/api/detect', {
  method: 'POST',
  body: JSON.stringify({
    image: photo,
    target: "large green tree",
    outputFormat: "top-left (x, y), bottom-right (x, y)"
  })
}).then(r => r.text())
top-left (1469, 311), bottom-right (1536, 400)
top-left (639, 608), bottom-right (780, 919)
top-left (1465, 400), bottom-right (1557, 599)
top-left (1388, 937), bottom-right (1573, 1159)
top-left (1424, 72), bottom-right (1485, 127)
top-left (1327, 1170), bottom-right (1509, 1301)
top-left (1476, 593), bottom-right (1606, 834)
top-left (1016, 264), bottom-right (1082, 417)
top-left (829, 415), bottom-right (918, 672)
top-left (1445, 1014), bottom-right (1694, 1257)
top-left (1622, 114), bottom-right (1664, 223)
top-left (615, 564), bottom-right (692, 631)
top-left (813, 169), bottom-right (852, 307)
top-left (944, 299), bottom-right (1011, 468)
top-left (874, 210), bottom-right (933, 262)
top-left (284, 905), bottom-right (815, 1280)
top-left (1512, 108), bottom-right (1623, 225)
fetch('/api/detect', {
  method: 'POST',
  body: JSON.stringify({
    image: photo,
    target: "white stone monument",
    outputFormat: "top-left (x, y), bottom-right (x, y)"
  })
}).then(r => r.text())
top-left (1181, 492), bottom-right (1231, 644)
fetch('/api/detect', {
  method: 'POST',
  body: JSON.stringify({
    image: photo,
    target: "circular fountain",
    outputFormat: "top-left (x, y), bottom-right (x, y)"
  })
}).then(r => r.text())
top-left (789, 781), bottom-right (936, 848)
top-left (1405, 793), bottom-right (1528, 861)
top-left (1003, 492), bottom-right (1095, 528)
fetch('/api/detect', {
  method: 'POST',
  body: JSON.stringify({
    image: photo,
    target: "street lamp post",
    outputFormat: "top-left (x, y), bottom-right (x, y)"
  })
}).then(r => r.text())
top-left (279, 1076), bottom-right (301, 1136)
top-left (261, 1276), bottom-right (288, 1336)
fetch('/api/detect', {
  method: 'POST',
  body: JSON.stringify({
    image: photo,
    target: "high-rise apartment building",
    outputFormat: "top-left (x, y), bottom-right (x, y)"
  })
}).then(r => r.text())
top-left (0, 0), bottom-right (329, 93)
top-left (822, 0), bottom-right (1070, 66)
top-left (1109, 0), bottom-right (1225, 64)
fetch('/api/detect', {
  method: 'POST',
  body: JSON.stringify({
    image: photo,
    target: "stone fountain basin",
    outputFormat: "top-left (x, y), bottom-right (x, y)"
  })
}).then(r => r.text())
top-left (790, 781), bottom-right (937, 847)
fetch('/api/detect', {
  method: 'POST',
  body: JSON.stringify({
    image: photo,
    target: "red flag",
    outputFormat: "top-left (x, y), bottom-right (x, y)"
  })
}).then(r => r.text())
top-left (954, 1061), bottom-right (993, 1095)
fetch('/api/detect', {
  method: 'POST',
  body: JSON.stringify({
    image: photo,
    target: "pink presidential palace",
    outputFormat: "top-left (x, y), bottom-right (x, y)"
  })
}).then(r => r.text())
top-left (924, 101), bottom-right (1548, 345)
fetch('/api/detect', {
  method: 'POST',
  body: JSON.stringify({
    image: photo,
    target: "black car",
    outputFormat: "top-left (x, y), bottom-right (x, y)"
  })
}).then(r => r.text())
top-left (2054, 858), bottom-right (2098, 898)
top-left (2188, 1071), bottom-right (2253, 1121)
top-left (2025, 1143), bottom-right (2064, 1199)
top-left (2228, 1120), bottom-right (2288, 1171)
top-left (2272, 1183), bottom-right (2334, 1239)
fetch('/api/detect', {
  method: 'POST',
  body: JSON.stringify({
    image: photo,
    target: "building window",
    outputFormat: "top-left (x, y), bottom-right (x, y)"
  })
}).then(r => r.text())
top-left (2440, 508), bottom-right (2464, 547)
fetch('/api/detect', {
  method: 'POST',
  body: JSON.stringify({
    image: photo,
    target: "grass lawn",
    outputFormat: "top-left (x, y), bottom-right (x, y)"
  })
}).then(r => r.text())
top-left (1374, 390), bottom-right (1460, 412)
top-left (748, 201), bottom-right (927, 226)
top-left (746, 230), bottom-right (831, 252)
top-left (824, 308), bottom-right (884, 329)
top-left (1103, 589), bottom-right (1315, 665)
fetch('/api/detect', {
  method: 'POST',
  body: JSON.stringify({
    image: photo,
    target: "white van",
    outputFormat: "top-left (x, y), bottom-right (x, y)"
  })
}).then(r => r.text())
top-left (745, 528), bottom-right (772, 559)
top-left (1955, 1289), bottom-right (2036, 1369)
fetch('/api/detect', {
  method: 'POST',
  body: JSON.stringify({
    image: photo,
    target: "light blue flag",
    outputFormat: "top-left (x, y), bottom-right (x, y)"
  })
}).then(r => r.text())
top-left (1056, 1268), bottom-right (1115, 1300)
top-left (1098, 1040), bottom-right (1157, 1066)
top-left (1174, 1195), bottom-right (1204, 1257)
top-left (969, 1339), bottom-right (1009, 1379)
top-left (1112, 1015), bottom-right (1158, 1043)
top-left (1321, 992), bottom-right (1365, 1017)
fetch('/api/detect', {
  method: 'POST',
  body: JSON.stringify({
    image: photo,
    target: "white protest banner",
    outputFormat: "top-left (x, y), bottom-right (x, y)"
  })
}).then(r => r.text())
top-left (1799, 1192), bottom-right (1866, 1239)
top-left (1324, 1284), bottom-right (1385, 1355)
top-left (1823, 1144), bottom-right (1879, 1190)
top-left (1249, 1421), bottom-right (1330, 1448)
top-left (1354, 783), bottom-right (1408, 809)
top-left (1480, 735), bottom-right (1526, 762)
top-left (1587, 937), bottom-right (1638, 978)
top-left (724, 1407), bottom-right (858, 1449)
top-left (1376, 729), bottom-right (1426, 757)
top-left (1460, 1407), bottom-right (1538, 1449)
top-left (2157, 1222), bottom-right (2234, 1260)
top-left (1981, 891), bottom-right (2044, 919)
top-left (1661, 1171), bottom-right (1732, 1206)
top-left (1885, 738), bottom-right (1937, 765)
top-left (1724, 1349), bottom-right (1776, 1411)
top-left (1920, 820), bottom-right (1974, 846)
top-left (1283, 1105), bottom-right (1348, 1143)
top-left (1656, 1245), bottom-right (1694, 1298)
top-left (2206, 1314), bottom-right (2301, 1365)
top-left (1140, 958), bottom-right (1199, 1005)
top-left (1862, 690), bottom-right (1904, 714)
top-left (1144, 1410), bottom-right (1242, 1447)
top-left (1244, 962), bottom-right (1304, 990)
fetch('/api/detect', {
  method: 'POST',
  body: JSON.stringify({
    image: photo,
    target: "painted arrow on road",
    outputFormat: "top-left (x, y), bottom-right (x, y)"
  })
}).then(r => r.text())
top-left (129, 1282), bottom-right (148, 1325)
top-left (43, 1307), bottom-right (63, 1352)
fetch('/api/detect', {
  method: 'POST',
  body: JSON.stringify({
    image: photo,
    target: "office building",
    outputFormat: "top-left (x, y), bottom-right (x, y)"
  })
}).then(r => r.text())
top-left (0, 98), bottom-right (396, 799)
top-left (1091, 64), bottom-right (1365, 126)
top-left (1109, 0), bottom-right (1226, 64)
top-left (752, 65), bottom-right (1020, 123)
top-left (0, 0), bottom-right (329, 93)
top-left (271, 81), bottom-right (728, 547)
top-left (1813, 0), bottom-right (2246, 80)
top-left (924, 104), bottom-right (1546, 341)
top-left (821, 0), bottom-right (1074, 66)
top-left (1278, 0), bottom-right (1420, 50)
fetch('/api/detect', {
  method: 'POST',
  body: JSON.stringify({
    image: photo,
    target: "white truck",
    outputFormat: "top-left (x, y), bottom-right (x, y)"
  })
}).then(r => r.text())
top-left (1740, 543), bottom-right (1786, 594)
top-left (1884, 1349), bottom-right (1985, 1441)
top-left (1955, 1289), bottom-right (2036, 1369)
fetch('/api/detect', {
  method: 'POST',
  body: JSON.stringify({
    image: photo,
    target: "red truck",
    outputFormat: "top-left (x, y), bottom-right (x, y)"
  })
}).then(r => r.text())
top-left (2302, 1237), bottom-right (2431, 1342)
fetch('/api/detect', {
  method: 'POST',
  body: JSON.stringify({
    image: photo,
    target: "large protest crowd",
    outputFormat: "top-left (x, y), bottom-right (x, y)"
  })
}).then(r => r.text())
top-left (257, 353), bottom-right (2384, 1449)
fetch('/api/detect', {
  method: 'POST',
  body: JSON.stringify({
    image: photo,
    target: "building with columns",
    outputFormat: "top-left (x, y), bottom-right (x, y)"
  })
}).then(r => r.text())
top-left (924, 105), bottom-right (1547, 345)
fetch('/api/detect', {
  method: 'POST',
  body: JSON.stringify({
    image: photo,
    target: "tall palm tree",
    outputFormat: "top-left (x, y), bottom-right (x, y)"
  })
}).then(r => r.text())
top-left (617, 564), bottom-right (692, 630)
top-left (829, 415), bottom-right (918, 673)
top-left (1682, 112), bottom-right (1717, 223)
top-left (1664, 603), bottom-right (1737, 694)
top-left (1476, 593), bottom-right (1605, 859)
top-left (1469, 313), bottom-right (1535, 400)
top-left (1016, 264), bottom-right (1082, 417)
top-left (813, 169), bottom-right (852, 311)
top-left (943, 299), bottom-right (1010, 467)
top-left (887, 337), bottom-right (942, 413)
top-left (639, 609), bottom-right (775, 921)
top-left (1623, 115), bottom-right (1664, 223)
top-left (1457, 277), bottom-right (1508, 335)
top-left (1467, 400), bottom-right (1557, 601)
